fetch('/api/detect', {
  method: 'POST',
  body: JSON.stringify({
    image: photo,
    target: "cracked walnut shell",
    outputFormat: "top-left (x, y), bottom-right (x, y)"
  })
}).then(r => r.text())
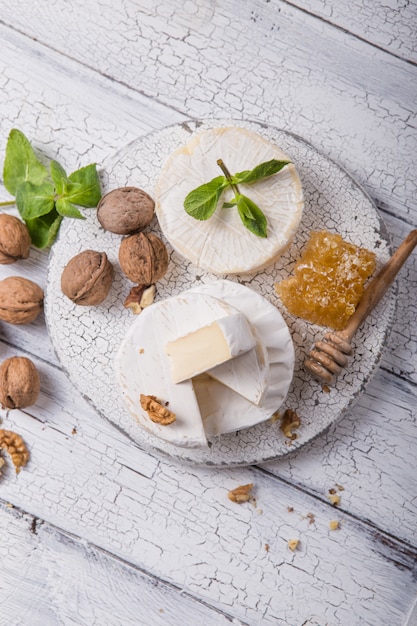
top-left (0, 429), bottom-right (30, 471)
top-left (97, 187), bottom-right (155, 234)
top-left (0, 276), bottom-right (44, 324)
top-left (119, 232), bottom-right (168, 284)
top-left (61, 250), bottom-right (114, 305)
top-left (0, 214), bottom-right (31, 264)
top-left (0, 356), bottom-right (40, 409)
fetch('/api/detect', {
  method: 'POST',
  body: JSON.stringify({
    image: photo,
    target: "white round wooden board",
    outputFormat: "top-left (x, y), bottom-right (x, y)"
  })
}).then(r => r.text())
top-left (45, 119), bottom-right (396, 466)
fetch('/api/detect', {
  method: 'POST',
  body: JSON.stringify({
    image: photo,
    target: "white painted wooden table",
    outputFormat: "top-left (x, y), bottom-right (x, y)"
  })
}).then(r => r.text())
top-left (0, 2), bottom-right (416, 624)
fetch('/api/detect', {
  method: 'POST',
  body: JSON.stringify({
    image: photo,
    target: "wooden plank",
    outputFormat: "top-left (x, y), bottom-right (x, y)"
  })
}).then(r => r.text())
top-left (0, 3), bottom-right (416, 222)
top-left (0, 330), bottom-right (415, 544)
top-left (0, 353), bottom-right (416, 624)
top-left (1, 457), bottom-right (416, 625)
top-left (0, 25), bottom-right (416, 385)
top-left (0, 505), bottom-right (240, 626)
top-left (284, 0), bottom-right (417, 62)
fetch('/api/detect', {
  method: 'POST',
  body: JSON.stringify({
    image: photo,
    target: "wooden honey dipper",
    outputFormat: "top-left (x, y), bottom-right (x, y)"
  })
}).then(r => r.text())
top-left (304, 229), bottom-right (417, 385)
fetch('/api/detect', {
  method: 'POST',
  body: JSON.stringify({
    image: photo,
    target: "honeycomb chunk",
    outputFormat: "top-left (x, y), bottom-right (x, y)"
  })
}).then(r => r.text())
top-left (275, 231), bottom-right (376, 330)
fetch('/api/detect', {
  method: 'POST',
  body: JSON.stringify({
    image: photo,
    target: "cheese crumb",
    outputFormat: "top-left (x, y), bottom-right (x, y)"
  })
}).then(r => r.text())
top-left (328, 494), bottom-right (340, 506)
top-left (329, 520), bottom-right (339, 530)
top-left (288, 539), bottom-right (299, 551)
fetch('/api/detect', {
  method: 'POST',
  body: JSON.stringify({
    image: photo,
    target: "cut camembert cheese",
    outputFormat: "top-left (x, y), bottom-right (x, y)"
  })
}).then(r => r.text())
top-left (115, 282), bottom-right (295, 447)
top-left (155, 126), bottom-right (304, 274)
top-left (165, 312), bottom-right (256, 383)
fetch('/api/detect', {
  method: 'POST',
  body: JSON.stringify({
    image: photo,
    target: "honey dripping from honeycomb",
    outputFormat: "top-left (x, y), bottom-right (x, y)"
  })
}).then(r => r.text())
top-left (275, 231), bottom-right (376, 330)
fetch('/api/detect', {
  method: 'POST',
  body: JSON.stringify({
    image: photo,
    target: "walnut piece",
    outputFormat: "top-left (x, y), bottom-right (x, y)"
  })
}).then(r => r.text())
top-left (287, 539), bottom-right (299, 551)
top-left (0, 429), bottom-right (30, 472)
top-left (228, 483), bottom-right (254, 503)
top-left (328, 494), bottom-right (341, 506)
top-left (0, 214), bottom-right (31, 264)
top-left (140, 394), bottom-right (176, 425)
top-left (124, 284), bottom-right (156, 314)
top-left (280, 408), bottom-right (301, 440)
top-left (119, 232), bottom-right (168, 284)
top-left (0, 276), bottom-right (44, 324)
top-left (0, 356), bottom-right (40, 409)
top-left (61, 250), bottom-right (114, 305)
top-left (97, 187), bottom-right (155, 234)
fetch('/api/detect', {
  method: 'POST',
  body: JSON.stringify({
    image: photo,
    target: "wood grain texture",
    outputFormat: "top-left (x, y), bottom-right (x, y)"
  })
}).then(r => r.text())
top-left (0, 1), bottom-right (416, 221)
top-left (0, 505), bottom-right (239, 626)
top-left (285, 0), bottom-right (417, 62)
top-left (0, 354), bottom-right (416, 624)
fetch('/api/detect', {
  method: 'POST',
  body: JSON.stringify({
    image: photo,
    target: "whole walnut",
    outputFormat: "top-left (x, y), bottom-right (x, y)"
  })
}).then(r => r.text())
top-left (0, 214), bottom-right (31, 264)
top-left (61, 250), bottom-right (114, 305)
top-left (0, 276), bottom-right (44, 324)
top-left (119, 232), bottom-right (168, 284)
top-left (97, 187), bottom-right (155, 235)
top-left (0, 356), bottom-right (40, 409)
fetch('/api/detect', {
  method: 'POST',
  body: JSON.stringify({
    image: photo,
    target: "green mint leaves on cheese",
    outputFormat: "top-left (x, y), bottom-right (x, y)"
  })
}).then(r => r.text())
top-left (183, 158), bottom-right (290, 238)
top-left (1, 129), bottom-right (101, 248)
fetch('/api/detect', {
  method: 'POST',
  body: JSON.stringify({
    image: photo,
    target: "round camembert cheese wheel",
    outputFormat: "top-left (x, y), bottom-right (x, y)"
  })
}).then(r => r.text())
top-left (115, 281), bottom-right (295, 448)
top-left (155, 126), bottom-right (304, 274)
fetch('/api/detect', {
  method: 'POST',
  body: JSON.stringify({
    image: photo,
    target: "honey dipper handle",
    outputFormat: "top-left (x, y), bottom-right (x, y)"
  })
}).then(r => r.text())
top-left (340, 229), bottom-right (417, 341)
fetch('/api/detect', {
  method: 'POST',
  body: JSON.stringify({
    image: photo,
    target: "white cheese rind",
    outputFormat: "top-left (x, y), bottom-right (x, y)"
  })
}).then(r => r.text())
top-left (165, 312), bottom-right (256, 384)
top-left (155, 126), bottom-right (304, 274)
top-left (189, 280), bottom-right (295, 436)
top-left (207, 325), bottom-right (269, 406)
top-left (116, 282), bottom-right (294, 445)
top-left (116, 293), bottom-right (238, 448)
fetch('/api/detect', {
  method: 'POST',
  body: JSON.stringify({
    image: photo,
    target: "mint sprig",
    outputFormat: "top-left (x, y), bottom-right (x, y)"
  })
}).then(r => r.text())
top-left (1, 129), bottom-right (101, 248)
top-left (183, 158), bottom-right (290, 238)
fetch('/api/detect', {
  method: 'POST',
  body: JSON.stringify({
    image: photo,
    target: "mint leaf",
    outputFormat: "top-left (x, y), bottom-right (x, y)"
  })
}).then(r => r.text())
top-left (222, 200), bottom-right (237, 208)
top-left (56, 197), bottom-right (85, 219)
top-left (16, 180), bottom-right (55, 219)
top-left (3, 129), bottom-right (48, 195)
top-left (236, 194), bottom-right (267, 238)
top-left (184, 176), bottom-right (227, 220)
top-left (234, 159), bottom-right (290, 185)
top-left (25, 209), bottom-right (63, 249)
top-left (50, 160), bottom-right (68, 194)
top-left (67, 164), bottom-right (101, 207)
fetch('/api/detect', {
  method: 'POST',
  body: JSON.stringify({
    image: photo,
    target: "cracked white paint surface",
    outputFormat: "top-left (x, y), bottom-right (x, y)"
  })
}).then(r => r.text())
top-left (288, 0), bottom-right (417, 62)
top-left (0, 1), bottom-right (417, 624)
top-left (45, 119), bottom-right (395, 465)
top-left (0, 1), bottom-right (415, 222)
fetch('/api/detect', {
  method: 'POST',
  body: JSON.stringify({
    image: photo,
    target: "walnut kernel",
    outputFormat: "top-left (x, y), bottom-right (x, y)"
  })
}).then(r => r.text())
top-left (0, 356), bottom-right (40, 409)
top-left (97, 187), bottom-right (155, 234)
top-left (140, 394), bottom-right (176, 425)
top-left (228, 483), bottom-right (254, 503)
top-left (61, 250), bottom-right (114, 305)
top-left (119, 232), bottom-right (168, 284)
top-left (280, 408), bottom-right (301, 440)
top-left (0, 429), bottom-right (30, 472)
top-left (0, 214), bottom-right (31, 264)
top-left (0, 276), bottom-right (43, 324)
top-left (124, 284), bottom-right (156, 314)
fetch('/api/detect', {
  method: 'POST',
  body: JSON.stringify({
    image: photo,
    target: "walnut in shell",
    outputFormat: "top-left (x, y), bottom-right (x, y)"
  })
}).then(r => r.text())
top-left (119, 232), bottom-right (168, 284)
top-left (0, 276), bottom-right (44, 324)
top-left (0, 214), bottom-right (31, 264)
top-left (0, 429), bottom-right (30, 471)
top-left (0, 356), bottom-right (40, 409)
top-left (97, 187), bottom-right (155, 234)
top-left (61, 250), bottom-right (114, 305)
